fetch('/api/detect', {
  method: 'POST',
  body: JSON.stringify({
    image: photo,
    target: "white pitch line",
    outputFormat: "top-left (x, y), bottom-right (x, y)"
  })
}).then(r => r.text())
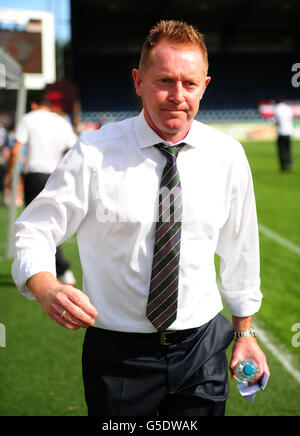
top-left (256, 224), bottom-right (300, 383)
top-left (2, 221), bottom-right (300, 383)
top-left (218, 277), bottom-right (300, 385)
top-left (253, 320), bottom-right (300, 385)
top-left (259, 224), bottom-right (300, 256)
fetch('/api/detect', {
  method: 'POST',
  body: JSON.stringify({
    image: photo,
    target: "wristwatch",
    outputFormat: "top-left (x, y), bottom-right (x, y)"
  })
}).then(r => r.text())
top-left (234, 327), bottom-right (256, 339)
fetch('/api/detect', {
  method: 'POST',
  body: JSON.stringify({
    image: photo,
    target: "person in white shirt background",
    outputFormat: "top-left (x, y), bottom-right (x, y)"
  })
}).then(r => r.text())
top-left (5, 92), bottom-right (78, 286)
top-left (11, 20), bottom-right (269, 416)
top-left (273, 98), bottom-right (294, 172)
top-left (0, 122), bottom-right (8, 195)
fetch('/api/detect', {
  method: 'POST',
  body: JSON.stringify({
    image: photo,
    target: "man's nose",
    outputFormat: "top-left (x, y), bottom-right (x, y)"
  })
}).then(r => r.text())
top-left (170, 82), bottom-right (185, 103)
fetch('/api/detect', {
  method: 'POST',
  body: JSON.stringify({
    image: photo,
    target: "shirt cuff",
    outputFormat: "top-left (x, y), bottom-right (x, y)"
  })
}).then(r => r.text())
top-left (221, 287), bottom-right (263, 317)
top-left (12, 255), bottom-right (56, 300)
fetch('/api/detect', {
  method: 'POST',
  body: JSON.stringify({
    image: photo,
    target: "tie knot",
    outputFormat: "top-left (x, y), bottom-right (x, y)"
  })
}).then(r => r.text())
top-left (155, 142), bottom-right (186, 161)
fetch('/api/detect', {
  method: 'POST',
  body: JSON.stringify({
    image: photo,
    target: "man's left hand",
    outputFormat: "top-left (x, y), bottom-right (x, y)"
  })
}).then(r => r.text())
top-left (229, 336), bottom-right (270, 386)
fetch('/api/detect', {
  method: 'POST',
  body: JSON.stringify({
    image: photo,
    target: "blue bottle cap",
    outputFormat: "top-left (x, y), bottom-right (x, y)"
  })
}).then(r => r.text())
top-left (243, 364), bottom-right (254, 376)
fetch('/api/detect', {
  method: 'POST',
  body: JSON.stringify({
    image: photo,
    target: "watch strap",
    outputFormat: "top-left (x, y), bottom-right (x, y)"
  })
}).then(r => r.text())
top-left (234, 327), bottom-right (256, 339)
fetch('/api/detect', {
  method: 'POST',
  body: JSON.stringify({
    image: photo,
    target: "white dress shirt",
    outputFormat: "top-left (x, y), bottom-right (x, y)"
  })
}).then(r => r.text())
top-left (274, 102), bottom-right (294, 136)
top-left (15, 109), bottom-right (77, 174)
top-left (12, 111), bottom-right (262, 333)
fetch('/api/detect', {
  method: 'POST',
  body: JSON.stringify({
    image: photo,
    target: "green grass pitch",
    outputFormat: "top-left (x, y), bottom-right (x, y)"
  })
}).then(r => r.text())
top-left (0, 139), bottom-right (299, 415)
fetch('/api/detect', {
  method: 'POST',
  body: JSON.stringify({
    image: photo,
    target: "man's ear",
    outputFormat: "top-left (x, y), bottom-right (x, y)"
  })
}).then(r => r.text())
top-left (132, 68), bottom-right (143, 97)
top-left (199, 76), bottom-right (211, 101)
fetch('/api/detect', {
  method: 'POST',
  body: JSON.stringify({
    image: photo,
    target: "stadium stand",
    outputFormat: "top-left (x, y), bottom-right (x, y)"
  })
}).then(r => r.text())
top-left (78, 53), bottom-right (299, 123)
top-left (70, 0), bottom-right (300, 124)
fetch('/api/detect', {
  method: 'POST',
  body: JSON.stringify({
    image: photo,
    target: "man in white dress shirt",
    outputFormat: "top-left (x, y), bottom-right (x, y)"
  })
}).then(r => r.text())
top-left (12, 21), bottom-right (269, 416)
top-left (273, 99), bottom-right (294, 171)
top-left (6, 92), bottom-right (78, 285)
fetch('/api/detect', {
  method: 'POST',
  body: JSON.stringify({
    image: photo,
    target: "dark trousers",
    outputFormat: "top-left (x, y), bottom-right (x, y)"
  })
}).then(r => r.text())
top-left (82, 313), bottom-right (234, 417)
top-left (24, 172), bottom-right (69, 276)
top-left (0, 164), bottom-right (5, 192)
top-left (277, 135), bottom-right (293, 171)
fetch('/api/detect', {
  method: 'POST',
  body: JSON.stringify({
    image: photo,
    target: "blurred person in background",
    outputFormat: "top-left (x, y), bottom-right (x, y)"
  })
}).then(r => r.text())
top-left (3, 124), bottom-right (25, 207)
top-left (5, 91), bottom-right (78, 285)
top-left (11, 21), bottom-right (269, 417)
top-left (0, 122), bottom-right (8, 195)
top-left (273, 98), bottom-right (294, 172)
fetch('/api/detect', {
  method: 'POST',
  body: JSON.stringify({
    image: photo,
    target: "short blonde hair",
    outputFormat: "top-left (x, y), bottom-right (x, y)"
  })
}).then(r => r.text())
top-left (139, 20), bottom-right (209, 74)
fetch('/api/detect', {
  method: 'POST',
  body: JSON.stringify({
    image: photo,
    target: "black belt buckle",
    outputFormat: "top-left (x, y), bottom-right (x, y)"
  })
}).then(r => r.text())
top-left (159, 328), bottom-right (197, 345)
top-left (160, 331), bottom-right (174, 346)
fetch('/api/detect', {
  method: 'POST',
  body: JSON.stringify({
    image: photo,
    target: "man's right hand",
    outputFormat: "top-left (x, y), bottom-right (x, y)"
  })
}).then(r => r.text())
top-left (27, 272), bottom-right (98, 330)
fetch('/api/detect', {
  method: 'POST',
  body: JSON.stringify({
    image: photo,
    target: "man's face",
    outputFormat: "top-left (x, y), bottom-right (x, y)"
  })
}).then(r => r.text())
top-left (132, 39), bottom-right (211, 143)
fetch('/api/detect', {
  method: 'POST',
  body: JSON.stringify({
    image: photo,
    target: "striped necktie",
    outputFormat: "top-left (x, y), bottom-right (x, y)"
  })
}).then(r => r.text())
top-left (146, 142), bottom-right (185, 331)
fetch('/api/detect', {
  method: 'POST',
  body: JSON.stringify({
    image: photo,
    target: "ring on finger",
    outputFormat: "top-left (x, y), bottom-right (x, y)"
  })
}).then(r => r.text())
top-left (60, 310), bottom-right (67, 319)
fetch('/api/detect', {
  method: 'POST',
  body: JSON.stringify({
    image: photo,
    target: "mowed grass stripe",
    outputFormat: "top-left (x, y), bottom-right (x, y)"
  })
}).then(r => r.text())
top-left (0, 140), bottom-right (300, 415)
top-left (244, 140), bottom-right (300, 359)
top-left (259, 223), bottom-right (300, 256)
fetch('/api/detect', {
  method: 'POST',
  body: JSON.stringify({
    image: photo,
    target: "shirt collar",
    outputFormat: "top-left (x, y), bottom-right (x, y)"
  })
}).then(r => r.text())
top-left (135, 110), bottom-right (198, 149)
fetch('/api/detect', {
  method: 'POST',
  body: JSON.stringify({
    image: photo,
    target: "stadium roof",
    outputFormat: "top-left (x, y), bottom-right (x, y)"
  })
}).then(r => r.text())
top-left (71, 0), bottom-right (300, 55)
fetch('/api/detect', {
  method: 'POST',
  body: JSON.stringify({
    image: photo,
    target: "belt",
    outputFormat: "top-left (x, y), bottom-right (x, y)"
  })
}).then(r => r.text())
top-left (157, 328), bottom-right (198, 346)
top-left (91, 326), bottom-right (199, 346)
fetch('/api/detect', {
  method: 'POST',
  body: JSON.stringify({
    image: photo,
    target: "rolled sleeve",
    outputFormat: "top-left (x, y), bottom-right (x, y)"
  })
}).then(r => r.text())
top-left (11, 140), bottom-right (89, 298)
top-left (216, 147), bottom-right (263, 317)
top-left (12, 236), bottom-right (57, 299)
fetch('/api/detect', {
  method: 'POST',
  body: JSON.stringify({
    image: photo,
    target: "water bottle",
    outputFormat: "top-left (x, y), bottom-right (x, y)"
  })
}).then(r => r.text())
top-left (235, 359), bottom-right (258, 383)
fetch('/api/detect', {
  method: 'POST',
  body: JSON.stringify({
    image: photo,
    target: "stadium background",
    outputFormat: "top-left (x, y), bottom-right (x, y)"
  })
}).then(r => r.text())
top-left (0, 0), bottom-right (300, 417)
top-left (70, 0), bottom-right (300, 127)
